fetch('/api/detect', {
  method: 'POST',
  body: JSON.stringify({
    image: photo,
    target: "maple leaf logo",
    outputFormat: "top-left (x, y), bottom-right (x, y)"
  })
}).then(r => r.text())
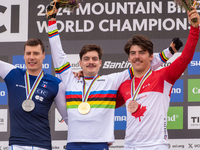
top-left (131, 104), bottom-right (147, 122)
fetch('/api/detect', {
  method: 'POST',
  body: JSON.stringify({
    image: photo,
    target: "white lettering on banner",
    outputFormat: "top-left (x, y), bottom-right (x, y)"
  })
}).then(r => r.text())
top-left (15, 64), bottom-right (49, 69)
top-left (102, 61), bottom-right (131, 69)
top-left (42, 63), bottom-right (49, 69)
top-left (0, 91), bottom-right (5, 96)
top-left (37, 18), bottom-right (189, 33)
top-left (115, 116), bottom-right (126, 121)
top-left (99, 18), bottom-right (188, 32)
top-left (171, 88), bottom-right (181, 94)
top-left (15, 64), bottom-right (26, 69)
top-left (76, 2), bottom-right (163, 15)
top-left (167, 114), bottom-right (179, 121)
top-left (36, 1), bottom-right (190, 33)
top-left (37, 21), bottom-right (48, 33)
top-left (192, 87), bottom-right (200, 94)
top-left (191, 61), bottom-right (200, 66)
top-left (37, 2), bottom-right (193, 16)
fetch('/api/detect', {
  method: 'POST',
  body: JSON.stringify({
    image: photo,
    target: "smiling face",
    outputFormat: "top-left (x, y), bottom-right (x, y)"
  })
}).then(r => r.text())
top-left (128, 45), bottom-right (153, 77)
top-left (79, 51), bottom-right (102, 77)
top-left (24, 45), bottom-right (45, 76)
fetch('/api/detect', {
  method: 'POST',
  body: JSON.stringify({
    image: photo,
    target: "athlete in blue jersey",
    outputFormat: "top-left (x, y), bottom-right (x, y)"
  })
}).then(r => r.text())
top-left (0, 38), bottom-right (68, 150)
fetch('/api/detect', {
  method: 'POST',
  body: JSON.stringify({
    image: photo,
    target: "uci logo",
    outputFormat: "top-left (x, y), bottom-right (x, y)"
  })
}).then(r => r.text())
top-left (0, 0), bottom-right (28, 42)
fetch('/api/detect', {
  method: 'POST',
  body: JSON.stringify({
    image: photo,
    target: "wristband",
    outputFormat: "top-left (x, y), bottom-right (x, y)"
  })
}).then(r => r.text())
top-left (48, 13), bottom-right (56, 19)
top-left (169, 47), bottom-right (174, 55)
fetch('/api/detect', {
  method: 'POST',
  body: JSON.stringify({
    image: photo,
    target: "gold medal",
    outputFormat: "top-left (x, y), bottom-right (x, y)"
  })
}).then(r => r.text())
top-left (128, 100), bottom-right (138, 113)
top-left (78, 102), bottom-right (91, 115)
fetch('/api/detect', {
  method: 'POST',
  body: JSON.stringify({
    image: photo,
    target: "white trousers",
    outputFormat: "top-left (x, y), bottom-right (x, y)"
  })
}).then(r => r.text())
top-left (8, 145), bottom-right (49, 150)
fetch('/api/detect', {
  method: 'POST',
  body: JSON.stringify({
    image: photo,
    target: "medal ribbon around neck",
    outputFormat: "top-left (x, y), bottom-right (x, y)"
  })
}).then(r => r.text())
top-left (82, 74), bottom-right (99, 102)
top-left (24, 70), bottom-right (44, 100)
top-left (131, 69), bottom-right (152, 101)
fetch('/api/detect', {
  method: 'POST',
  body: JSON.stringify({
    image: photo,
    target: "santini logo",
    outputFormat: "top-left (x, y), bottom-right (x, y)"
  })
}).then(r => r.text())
top-left (102, 61), bottom-right (131, 69)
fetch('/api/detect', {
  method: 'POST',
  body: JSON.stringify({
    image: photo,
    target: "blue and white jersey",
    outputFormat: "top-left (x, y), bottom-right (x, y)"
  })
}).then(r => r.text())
top-left (0, 60), bottom-right (67, 150)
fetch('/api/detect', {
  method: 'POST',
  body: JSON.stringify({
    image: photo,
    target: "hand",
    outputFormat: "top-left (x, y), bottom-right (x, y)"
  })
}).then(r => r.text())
top-left (169, 38), bottom-right (183, 54)
top-left (73, 70), bottom-right (84, 80)
top-left (187, 4), bottom-right (200, 28)
top-left (108, 143), bottom-right (113, 147)
top-left (46, 1), bottom-right (59, 20)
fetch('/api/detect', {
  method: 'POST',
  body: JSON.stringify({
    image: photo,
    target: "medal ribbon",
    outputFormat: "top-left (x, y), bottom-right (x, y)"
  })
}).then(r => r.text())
top-left (82, 74), bottom-right (99, 102)
top-left (24, 70), bottom-right (44, 100)
top-left (131, 69), bottom-right (152, 101)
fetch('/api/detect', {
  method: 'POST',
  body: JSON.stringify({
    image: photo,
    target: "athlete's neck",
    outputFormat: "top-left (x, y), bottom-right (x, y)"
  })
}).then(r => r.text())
top-left (134, 67), bottom-right (151, 78)
top-left (27, 69), bottom-right (42, 76)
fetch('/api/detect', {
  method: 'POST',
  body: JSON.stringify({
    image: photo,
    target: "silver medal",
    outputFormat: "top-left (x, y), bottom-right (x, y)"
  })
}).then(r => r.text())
top-left (22, 99), bottom-right (35, 112)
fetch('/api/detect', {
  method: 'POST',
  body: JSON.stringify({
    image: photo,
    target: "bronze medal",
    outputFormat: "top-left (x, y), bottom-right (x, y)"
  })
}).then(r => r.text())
top-left (78, 102), bottom-right (91, 115)
top-left (22, 99), bottom-right (35, 112)
top-left (128, 100), bottom-right (138, 113)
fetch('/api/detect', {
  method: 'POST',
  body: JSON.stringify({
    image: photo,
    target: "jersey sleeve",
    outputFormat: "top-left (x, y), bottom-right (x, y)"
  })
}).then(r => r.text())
top-left (116, 86), bottom-right (126, 108)
top-left (54, 81), bottom-right (68, 125)
top-left (0, 60), bottom-right (16, 79)
top-left (48, 21), bottom-right (77, 85)
top-left (151, 47), bottom-right (173, 71)
top-left (163, 26), bottom-right (199, 84)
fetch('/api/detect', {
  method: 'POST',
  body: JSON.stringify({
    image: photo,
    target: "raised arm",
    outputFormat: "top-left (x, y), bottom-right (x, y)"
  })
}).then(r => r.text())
top-left (0, 60), bottom-right (15, 79)
top-left (151, 38), bottom-right (183, 71)
top-left (47, 9), bottom-right (78, 85)
top-left (163, 6), bottom-right (200, 84)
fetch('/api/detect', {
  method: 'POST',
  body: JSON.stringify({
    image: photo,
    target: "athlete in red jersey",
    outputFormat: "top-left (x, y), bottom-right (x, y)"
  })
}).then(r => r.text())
top-left (116, 7), bottom-right (200, 150)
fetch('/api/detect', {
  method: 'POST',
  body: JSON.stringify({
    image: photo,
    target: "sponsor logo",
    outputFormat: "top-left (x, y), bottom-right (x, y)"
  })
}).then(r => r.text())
top-left (0, 0), bottom-right (28, 42)
top-left (188, 52), bottom-right (200, 75)
top-left (35, 95), bottom-right (44, 102)
top-left (36, 89), bottom-right (48, 96)
top-left (171, 79), bottom-right (183, 102)
top-left (188, 106), bottom-right (200, 129)
top-left (12, 55), bottom-right (52, 75)
top-left (0, 109), bottom-right (7, 132)
top-left (188, 79), bottom-right (200, 102)
top-left (102, 61), bottom-right (131, 69)
top-left (167, 107), bottom-right (183, 129)
top-left (66, 54), bottom-right (81, 71)
top-left (114, 107), bottom-right (126, 130)
top-left (0, 83), bottom-right (7, 105)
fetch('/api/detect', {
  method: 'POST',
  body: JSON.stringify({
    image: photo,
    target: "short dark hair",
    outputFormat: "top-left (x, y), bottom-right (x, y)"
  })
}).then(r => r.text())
top-left (24, 38), bottom-right (45, 53)
top-left (79, 44), bottom-right (103, 60)
top-left (124, 34), bottom-right (153, 56)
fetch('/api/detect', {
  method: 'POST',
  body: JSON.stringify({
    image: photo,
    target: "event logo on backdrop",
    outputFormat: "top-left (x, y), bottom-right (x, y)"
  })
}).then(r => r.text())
top-left (12, 55), bottom-right (52, 75)
top-left (171, 79), bottom-right (183, 102)
top-left (167, 107), bottom-right (183, 129)
top-left (188, 79), bottom-right (200, 102)
top-left (0, 109), bottom-right (7, 132)
top-left (188, 52), bottom-right (200, 75)
top-left (0, 0), bottom-right (28, 42)
top-left (114, 107), bottom-right (126, 130)
top-left (188, 106), bottom-right (200, 129)
top-left (0, 83), bottom-right (7, 105)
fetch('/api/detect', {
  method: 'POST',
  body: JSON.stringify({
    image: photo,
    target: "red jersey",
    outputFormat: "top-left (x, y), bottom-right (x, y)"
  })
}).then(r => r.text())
top-left (116, 26), bottom-right (199, 148)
